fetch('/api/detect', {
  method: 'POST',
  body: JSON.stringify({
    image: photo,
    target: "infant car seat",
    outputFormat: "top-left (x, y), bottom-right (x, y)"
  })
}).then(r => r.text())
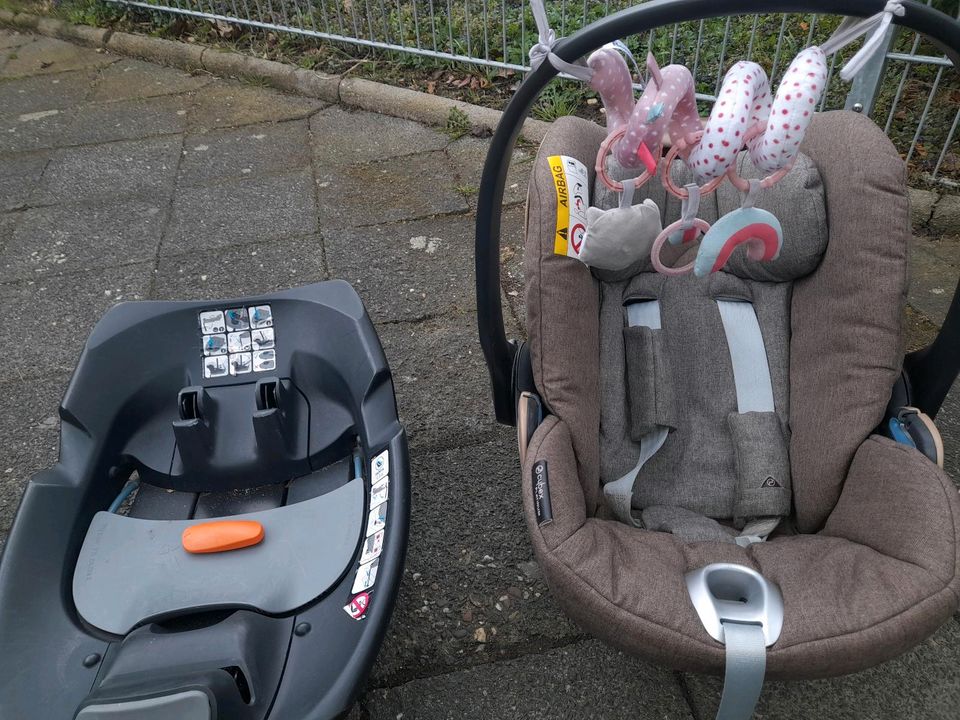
top-left (475, 0), bottom-right (960, 715)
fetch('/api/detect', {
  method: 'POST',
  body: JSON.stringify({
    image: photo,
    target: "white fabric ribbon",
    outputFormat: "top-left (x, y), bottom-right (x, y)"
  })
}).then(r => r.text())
top-left (820, 1), bottom-right (905, 81)
top-left (528, 0), bottom-right (594, 81)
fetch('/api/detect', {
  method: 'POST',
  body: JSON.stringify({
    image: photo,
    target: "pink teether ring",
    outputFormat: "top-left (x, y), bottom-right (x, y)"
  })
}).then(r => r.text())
top-left (651, 217), bottom-right (711, 276)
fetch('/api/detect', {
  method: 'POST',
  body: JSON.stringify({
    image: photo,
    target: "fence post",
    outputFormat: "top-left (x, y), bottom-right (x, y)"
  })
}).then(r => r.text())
top-left (843, 24), bottom-right (898, 115)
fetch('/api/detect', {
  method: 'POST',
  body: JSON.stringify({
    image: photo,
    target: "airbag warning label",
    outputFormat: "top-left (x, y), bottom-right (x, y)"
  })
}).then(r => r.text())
top-left (547, 155), bottom-right (589, 258)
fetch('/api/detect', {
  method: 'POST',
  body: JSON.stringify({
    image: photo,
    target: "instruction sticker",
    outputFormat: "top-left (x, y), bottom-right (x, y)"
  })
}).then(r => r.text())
top-left (370, 478), bottom-right (389, 507)
top-left (372, 450), bottom-right (389, 483)
top-left (344, 591), bottom-right (370, 620)
top-left (352, 557), bottom-right (380, 593)
top-left (360, 529), bottom-right (384, 564)
top-left (547, 155), bottom-right (589, 258)
top-left (366, 502), bottom-right (387, 536)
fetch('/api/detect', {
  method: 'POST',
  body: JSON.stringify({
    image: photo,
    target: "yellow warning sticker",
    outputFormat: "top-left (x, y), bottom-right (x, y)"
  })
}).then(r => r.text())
top-left (547, 154), bottom-right (589, 258)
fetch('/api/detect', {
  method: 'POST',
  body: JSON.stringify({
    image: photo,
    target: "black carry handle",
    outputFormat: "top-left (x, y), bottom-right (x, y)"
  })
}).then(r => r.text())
top-left (475, 0), bottom-right (960, 426)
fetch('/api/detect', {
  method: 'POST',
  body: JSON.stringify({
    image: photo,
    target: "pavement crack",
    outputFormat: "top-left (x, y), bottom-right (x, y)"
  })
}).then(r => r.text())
top-left (149, 132), bottom-right (187, 298)
top-left (366, 634), bottom-right (590, 691)
top-left (674, 671), bottom-right (703, 720)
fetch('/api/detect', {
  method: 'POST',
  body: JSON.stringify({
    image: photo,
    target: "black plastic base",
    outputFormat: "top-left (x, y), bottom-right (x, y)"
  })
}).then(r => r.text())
top-left (0, 282), bottom-right (409, 720)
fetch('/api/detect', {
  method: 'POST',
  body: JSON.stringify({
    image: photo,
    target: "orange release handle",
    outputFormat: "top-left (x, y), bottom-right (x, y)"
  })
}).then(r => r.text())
top-left (182, 520), bottom-right (265, 554)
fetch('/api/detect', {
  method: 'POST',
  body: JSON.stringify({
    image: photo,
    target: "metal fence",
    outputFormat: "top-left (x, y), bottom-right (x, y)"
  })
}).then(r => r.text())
top-left (107, 0), bottom-right (960, 184)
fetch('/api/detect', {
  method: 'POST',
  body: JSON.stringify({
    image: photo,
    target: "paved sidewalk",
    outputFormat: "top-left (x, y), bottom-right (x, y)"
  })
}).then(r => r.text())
top-left (1, 28), bottom-right (959, 720)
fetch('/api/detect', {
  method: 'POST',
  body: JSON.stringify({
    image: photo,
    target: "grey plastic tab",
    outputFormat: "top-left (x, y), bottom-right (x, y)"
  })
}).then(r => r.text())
top-left (76, 690), bottom-right (211, 720)
top-left (74, 479), bottom-right (364, 635)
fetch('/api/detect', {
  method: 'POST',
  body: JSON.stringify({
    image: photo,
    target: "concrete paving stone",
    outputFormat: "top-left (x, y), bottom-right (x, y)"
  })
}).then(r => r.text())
top-left (0, 149), bottom-right (48, 211)
top-left (369, 433), bottom-right (584, 687)
top-left (444, 135), bottom-right (534, 210)
top-left (913, 232), bottom-right (960, 269)
top-left (498, 205), bottom-right (527, 325)
top-left (0, 30), bottom-right (32, 51)
top-left (315, 150), bottom-right (467, 227)
top-left (152, 233), bottom-right (326, 300)
top-left (909, 187), bottom-right (938, 230)
top-left (0, 103), bottom-right (76, 153)
top-left (937, 385), bottom-right (959, 485)
top-left (0, 212), bottom-right (18, 256)
top-left (930, 194), bottom-right (960, 236)
top-left (32, 135), bottom-right (181, 205)
top-left (178, 119), bottom-right (310, 185)
top-left (366, 639), bottom-right (691, 720)
top-left (309, 106), bottom-right (448, 167)
top-left (908, 242), bottom-right (956, 326)
top-left (0, 36), bottom-right (114, 78)
top-left (162, 168), bottom-right (317, 254)
top-left (0, 261), bottom-right (153, 382)
top-left (0, 68), bottom-right (97, 117)
top-left (685, 617), bottom-right (960, 720)
top-left (325, 214), bottom-right (476, 323)
top-left (0, 373), bottom-right (69, 534)
top-left (88, 58), bottom-right (213, 103)
top-left (376, 313), bottom-right (513, 450)
top-left (186, 81), bottom-right (325, 131)
top-left (0, 197), bottom-right (165, 281)
top-left (59, 93), bottom-right (189, 146)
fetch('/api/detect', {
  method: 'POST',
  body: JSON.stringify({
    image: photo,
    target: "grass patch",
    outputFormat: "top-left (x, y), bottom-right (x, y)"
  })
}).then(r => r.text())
top-left (444, 106), bottom-right (472, 139)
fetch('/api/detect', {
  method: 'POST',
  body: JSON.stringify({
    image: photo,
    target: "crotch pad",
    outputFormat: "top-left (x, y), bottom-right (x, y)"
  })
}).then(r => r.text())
top-left (580, 199), bottom-right (662, 271)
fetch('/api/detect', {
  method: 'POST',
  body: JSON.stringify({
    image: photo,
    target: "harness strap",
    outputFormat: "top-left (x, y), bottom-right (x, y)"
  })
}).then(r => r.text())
top-left (715, 622), bottom-right (768, 720)
top-left (715, 300), bottom-right (775, 414)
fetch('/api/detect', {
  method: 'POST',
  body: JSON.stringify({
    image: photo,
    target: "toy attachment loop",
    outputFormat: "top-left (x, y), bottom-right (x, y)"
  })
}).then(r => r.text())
top-left (596, 125), bottom-right (656, 192)
top-left (651, 217), bottom-right (712, 276)
top-left (661, 136), bottom-right (725, 200)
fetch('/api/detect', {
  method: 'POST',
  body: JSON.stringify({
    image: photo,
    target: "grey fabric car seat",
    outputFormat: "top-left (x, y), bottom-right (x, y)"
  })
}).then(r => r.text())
top-left (517, 110), bottom-right (960, 680)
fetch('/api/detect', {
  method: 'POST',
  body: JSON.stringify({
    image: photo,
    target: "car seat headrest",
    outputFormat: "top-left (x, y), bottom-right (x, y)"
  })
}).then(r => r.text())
top-left (591, 150), bottom-right (828, 284)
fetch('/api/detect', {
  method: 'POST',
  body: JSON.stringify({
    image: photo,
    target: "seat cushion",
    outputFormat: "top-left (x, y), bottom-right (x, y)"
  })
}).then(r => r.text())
top-left (523, 417), bottom-right (960, 679)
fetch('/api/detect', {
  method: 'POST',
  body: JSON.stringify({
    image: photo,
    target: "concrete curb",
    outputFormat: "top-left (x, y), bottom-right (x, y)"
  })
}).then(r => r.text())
top-left (0, 12), bottom-right (549, 143)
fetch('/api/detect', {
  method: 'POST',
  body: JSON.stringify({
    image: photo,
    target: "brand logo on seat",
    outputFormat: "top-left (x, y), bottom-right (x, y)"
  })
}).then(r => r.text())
top-left (532, 460), bottom-right (553, 526)
top-left (760, 476), bottom-right (782, 489)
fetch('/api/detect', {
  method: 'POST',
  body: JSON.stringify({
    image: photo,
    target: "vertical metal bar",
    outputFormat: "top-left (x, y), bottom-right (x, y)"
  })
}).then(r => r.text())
top-left (429, 0), bottom-right (438, 51)
top-left (362, 0), bottom-right (374, 40)
top-left (464, 0), bottom-right (472, 57)
top-left (884, 33), bottom-right (922, 133)
top-left (394, 0), bottom-right (406, 45)
top-left (691, 19), bottom-right (705, 86)
top-left (933, 106), bottom-right (960, 179)
top-left (412, 0), bottom-right (422, 48)
top-left (520, 1), bottom-right (526, 65)
top-left (820, 46), bottom-right (838, 111)
top-left (770, 14), bottom-right (788, 80)
top-left (714, 16), bottom-right (732, 95)
top-left (446, 0), bottom-right (454, 54)
top-left (482, 0), bottom-right (489, 61)
top-left (376, 0), bottom-right (389, 42)
top-left (805, 13), bottom-right (817, 46)
top-left (669, 22), bottom-right (679, 64)
top-left (502, 0), bottom-right (508, 62)
top-left (746, 14), bottom-right (758, 60)
top-left (905, 65), bottom-right (944, 165)
top-left (844, 25), bottom-right (897, 114)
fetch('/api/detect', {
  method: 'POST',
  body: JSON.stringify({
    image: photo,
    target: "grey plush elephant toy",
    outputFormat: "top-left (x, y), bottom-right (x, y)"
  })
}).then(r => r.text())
top-left (579, 179), bottom-right (662, 271)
